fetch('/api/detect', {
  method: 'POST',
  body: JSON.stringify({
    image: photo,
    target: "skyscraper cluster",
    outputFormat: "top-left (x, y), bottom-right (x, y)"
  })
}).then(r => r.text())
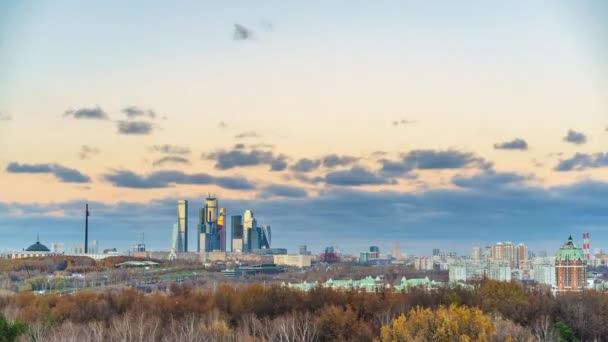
top-left (171, 196), bottom-right (271, 254)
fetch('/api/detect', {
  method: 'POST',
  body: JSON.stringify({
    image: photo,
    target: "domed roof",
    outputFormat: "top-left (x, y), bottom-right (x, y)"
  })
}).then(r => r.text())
top-left (555, 235), bottom-right (584, 261)
top-left (25, 236), bottom-right (50, 252)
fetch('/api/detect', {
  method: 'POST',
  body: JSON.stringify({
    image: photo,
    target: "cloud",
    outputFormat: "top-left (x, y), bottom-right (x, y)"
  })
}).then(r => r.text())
top-left (152, 156), bottom-right (191, 167)
top-left (63, 106), bottom-right (108, 120)
top-left (78, 146), bottom-right (100, 160)
top-left (563, 129), bottom-right (587, 145)
top-left (452, 170), bottom-right (528, 189)
top-left (6, 162), bottom-right (90, 183)
top-left (259, 184), bottom-right (308, 198)
top-left (233, 24), bottom-right (253, 41)
top-left (554, 152), bottom-right (608, 171)
top-left (381, 149), bottom-right (487, 175)
top-left (204, 148), bottom-right (288, 171)
top-left (322, 154), bottom-right (358, 168)
top-left (235, 131), bottom-right (261, 139)
top-left (291, 158), bottom-right (321, 173)
top-left (150, 145), bottom-right (190, 155)
top-left (325, 166), bottom-right (394, 186)
top-left (4, 179), bottom-right (608, 254)
top-left (0, 111), bottom-right (11, 121)
top-left (493, 138), bottom-right (528, 150)
top-left (117, 121), bottom-right (153, 135)
top-left (392, 119), bottom-right (417, 126)
top-left (122, 106), bottom-right (157, 119)
top-left (218, 121), bottom-right (228, 129)
top-left (104, 170), bottom-right (254, 190)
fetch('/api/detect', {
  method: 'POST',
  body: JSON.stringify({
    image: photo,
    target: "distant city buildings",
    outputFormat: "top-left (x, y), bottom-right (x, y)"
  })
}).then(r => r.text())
top-left (51, 242), bottom-right (64, 254)
top-left (177, 200), bottom-right (188, 252)
top-left (414, 256), bottom-right (435, 271)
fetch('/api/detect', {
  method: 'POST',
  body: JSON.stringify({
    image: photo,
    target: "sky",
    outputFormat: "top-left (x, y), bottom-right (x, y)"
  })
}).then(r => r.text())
top-left (1, 1), bottom-right (607, 255)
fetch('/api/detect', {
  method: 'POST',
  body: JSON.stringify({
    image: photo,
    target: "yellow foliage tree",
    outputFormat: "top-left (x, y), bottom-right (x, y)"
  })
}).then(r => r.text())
top-left (377, 304), bottom-right (495, 342)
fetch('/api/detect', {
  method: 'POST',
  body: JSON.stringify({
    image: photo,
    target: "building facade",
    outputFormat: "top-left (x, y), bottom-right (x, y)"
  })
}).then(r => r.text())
top-left (177, 200), bottom-right (188, 252)
top-left (555, 236), bottom-right (587, 293)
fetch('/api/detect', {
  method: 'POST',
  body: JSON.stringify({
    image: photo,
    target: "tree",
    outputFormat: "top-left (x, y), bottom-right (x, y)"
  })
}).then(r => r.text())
top-left (0, 313), bottom-right (26, 342)
top-left (377, 305), bottom-right (495, 342)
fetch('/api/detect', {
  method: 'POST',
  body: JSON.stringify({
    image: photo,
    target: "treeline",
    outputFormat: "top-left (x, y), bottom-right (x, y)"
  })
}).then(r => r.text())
top-left (1, 280), bottom-right (607, 341)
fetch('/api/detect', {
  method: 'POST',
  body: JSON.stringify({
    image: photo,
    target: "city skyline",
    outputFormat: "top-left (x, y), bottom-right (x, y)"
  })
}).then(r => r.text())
top-left (1, 1), bottom-right (608, 253)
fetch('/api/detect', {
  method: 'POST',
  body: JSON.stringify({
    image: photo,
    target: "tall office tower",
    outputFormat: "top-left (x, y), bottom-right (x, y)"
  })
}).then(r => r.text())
top-left (218, 208), bottom-right (227, 251)
top-left (432, 248), bottom-right (441, 257)
top-left (177, 200), bottom-right (188, 252)
top-left (51, 243), bottom-right (65, 254)
top-left (391, 242), bottom-right (403, 260)
top-left (231, 215), bottom-right (244, 252)
top-left (243, 210), bottom-right (256, 252)
top-left (484, 246), bottom-right (492, 260)
top-left (471, 246), bottom-right (482, 260)
top-left (583, 233), bottom-right (590, 259)
top-left (299, 245), bottom-right (308, 255)
top-left (171, 223), bottom-right (179, 251)
top-left (369, 246), bottom-right (380, 258)
top-left (89, 240), bottom-right (99, 254)
top-left (555, 236), bottom-right (587, 293)
top-left (262, 225), bottom-right (271, 248)
top-left (199, 196), bottom-right (220, 253)
top-left (516, 243), bottom-right (527, 268)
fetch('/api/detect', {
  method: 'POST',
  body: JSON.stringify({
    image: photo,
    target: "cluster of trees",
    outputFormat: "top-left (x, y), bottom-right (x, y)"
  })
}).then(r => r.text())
top-left (0, 280), bottom-right (607, 341)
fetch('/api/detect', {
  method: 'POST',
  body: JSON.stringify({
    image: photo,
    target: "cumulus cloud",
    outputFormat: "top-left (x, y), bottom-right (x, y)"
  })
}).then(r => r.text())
top-left (152, 156), bottom-right (191, 167)
top-left (122, 106), bottom-right (157, 119)
top-left (63, 106), bottom-right (108, 120)
top-left (203, 148), bottom-right (288, 171)
top-left (78, 146), bottom-right (100, 160)
top-left (325, 166), bottom-right (394, 186)
top-left (554, 152), bottom-right (608, 171)
top-left (117, 121), bottom-right (153, 135)
top-left (563, 129), bottom-right (587, 145)
top-left (104, 170), bottom-right (254, 190)
top-left (150, 145), bottom-right (190, 155)
top-left (493, 138), bottom-right (528, 150)
top-left (259, 184), bottom-right (308, 198)
top-left (291, 158), bottom-right (321, 173)
top-left (381, 149), bottom-right (488, 176)
top-left (322, 154), bottom-right (358, 168)
top-left (233, 24), bottom-right (253, 40)
top-left (6, 162), bottom-right (90, 183)
top-left (235, 131), bottom-right (261, 139)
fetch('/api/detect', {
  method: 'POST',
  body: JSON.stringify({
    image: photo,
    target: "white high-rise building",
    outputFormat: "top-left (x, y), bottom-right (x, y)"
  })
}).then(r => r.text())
top-left (51, 242), bottom-right (64, 254)
top-left (471, 246), bottom-right (482, 260)
top-left (243, 210), bottom-right (256, 252)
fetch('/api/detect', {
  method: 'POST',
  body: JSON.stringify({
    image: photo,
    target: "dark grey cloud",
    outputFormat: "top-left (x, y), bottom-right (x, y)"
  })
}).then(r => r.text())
top-left (204, 148), bottom-right (288, 171)
top-left (259, 184), bottom-right (308, 199)
top-left (6, 162), bottom-right (90, 183)
top-left (150, 145), bottom-right (190, 155)
top-left (104, 170), bottom-right (254, 190)
top-left (381, 149), bottom-right (487, 176)
top-left (78, 146), bottom-right (100, 160)
top-left (117, 121), bottom-right (153, 135)
top-left (233, 24), bottom-right (253, 40)
top-left (122, 106), bottom-right (157, 119)
top-left (4, 179), bottom-right (608, 254)
top-left (322, 154), bottom-right (358, 168)
top-left (291, 158), bottom-right (321, 173)
top-left (392, 119), bottom-right (416, 126)
top-left (63, 106), bottom-right (108, 120)
top-left (325, 166), bottom-right (394, 186)
top-left (452, 170), bottom-right (528, 189)
top-left (234, 144), bottom-right (246, 149)
top-left (235, 131), bottom-right (261, 139)
top-left (554, 152), bottom-right (608, 171)
top-left (152, 156), bottom-right (191, 167)
top-left (0, 111), bottom-right (11, 121)
top-left (563, 129), bottom-right (587, 145)
top-left (493, 138), bottom-right (528, 150)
